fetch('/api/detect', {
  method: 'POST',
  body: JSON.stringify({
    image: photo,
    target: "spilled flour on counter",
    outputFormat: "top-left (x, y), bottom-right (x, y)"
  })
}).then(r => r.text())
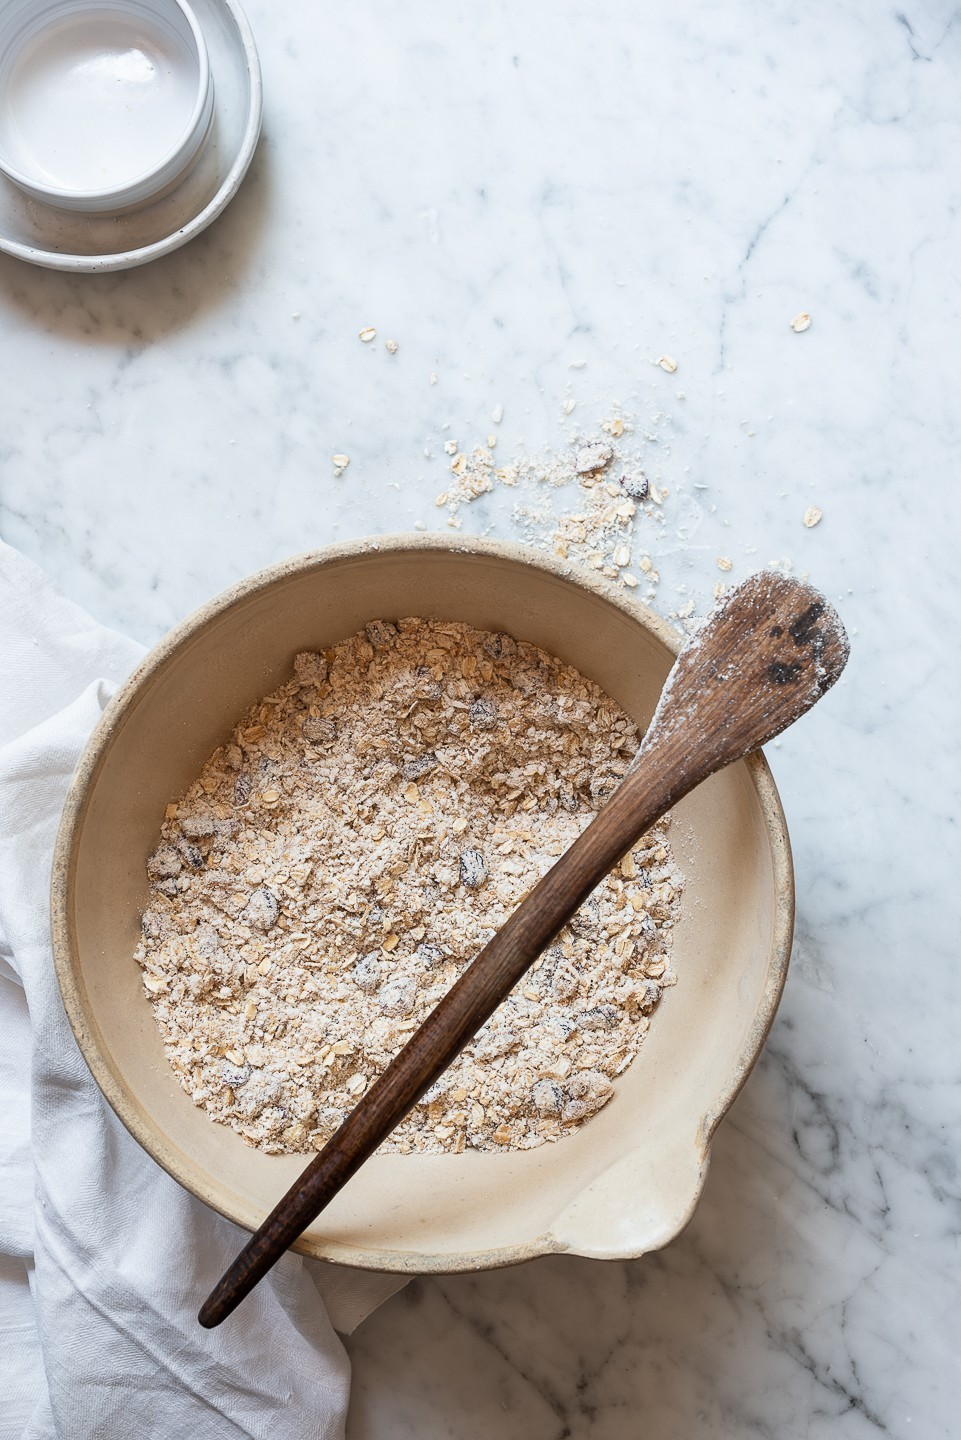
top-left (136, 619), bottom-right (681, 1155)
top-left (432, 419), bottom-right (681, 609)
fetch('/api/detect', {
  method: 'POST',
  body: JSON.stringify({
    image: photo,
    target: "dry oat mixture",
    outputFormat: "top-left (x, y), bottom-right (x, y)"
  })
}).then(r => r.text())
top-left (135, 619), bottom-right (681, 1156)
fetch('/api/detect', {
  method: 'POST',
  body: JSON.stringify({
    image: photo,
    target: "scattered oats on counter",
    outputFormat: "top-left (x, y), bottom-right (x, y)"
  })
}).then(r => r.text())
top-left (790, 312), bottom-right (812, 333)
top-left (434, 430), bottom-right (665, 599)
top-left (136, 620), bottom-right (681, 1157)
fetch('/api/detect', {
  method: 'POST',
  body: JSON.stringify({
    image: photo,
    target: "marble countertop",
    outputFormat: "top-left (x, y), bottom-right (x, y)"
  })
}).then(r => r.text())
top-left (2, 1), bottom-right (958, 1435)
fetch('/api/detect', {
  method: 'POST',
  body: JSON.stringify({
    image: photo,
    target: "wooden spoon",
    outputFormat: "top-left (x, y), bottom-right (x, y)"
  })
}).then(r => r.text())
top-left (198, 570), bottom-right (848, 1328)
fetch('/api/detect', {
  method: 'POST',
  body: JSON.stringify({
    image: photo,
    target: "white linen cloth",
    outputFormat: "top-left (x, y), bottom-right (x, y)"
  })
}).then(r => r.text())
top-left (0, 542), bottom-right (406, 1440)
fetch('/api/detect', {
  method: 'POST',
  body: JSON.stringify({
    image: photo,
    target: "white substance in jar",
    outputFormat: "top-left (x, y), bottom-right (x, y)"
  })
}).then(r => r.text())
top-left (2, 11), bottom-right (199, 191)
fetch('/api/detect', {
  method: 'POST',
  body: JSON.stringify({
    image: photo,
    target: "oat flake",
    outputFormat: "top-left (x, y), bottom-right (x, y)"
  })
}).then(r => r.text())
top-left (575, 442), bottom-right (614, 475)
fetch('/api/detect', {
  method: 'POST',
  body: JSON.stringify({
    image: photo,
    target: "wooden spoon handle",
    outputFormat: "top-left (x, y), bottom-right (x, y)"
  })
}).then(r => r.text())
top-left (198, 570), bottom-right (848, 1328)
top-left (199, 760), bottom-right (677, 1328)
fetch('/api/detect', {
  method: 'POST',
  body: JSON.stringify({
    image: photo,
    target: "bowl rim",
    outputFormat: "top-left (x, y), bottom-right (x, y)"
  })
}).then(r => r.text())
top-left (0, 0), bottom-right (214, 211)
top-left (50, 534), bottom-right (794, 1274)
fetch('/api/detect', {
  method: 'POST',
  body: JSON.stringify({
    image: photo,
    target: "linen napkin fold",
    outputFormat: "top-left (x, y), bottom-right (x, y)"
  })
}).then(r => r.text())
top-left (0, 542), bottom-right (405, 1440)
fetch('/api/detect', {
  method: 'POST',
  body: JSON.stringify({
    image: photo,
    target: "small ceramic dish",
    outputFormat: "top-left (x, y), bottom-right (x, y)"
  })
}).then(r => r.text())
top-left (0, 0), bottom-right (213, 213)
top-left (51, 537), bottom-right (794, 1275)
top-left (0, 0), bottom-right (260, 270)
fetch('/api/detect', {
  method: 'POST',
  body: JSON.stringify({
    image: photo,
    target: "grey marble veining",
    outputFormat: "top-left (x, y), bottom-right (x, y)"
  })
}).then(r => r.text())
top-left (1, 1), bottom-right (959, 1436)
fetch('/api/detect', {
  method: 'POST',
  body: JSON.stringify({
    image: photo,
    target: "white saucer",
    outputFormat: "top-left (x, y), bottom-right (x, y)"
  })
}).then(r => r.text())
top-left (0, 0), bottom-right (262, 272)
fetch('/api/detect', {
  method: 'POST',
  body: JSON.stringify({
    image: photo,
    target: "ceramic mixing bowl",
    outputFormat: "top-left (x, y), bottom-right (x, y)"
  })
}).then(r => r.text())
top-left (51, 537), bottom-right (793, 1274)
top-left (0, 0), bottom-right (213, 213)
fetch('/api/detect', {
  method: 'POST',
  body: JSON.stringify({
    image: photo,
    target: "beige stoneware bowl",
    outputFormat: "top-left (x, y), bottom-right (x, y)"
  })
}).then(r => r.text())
top-left (51, 536), bottom-right (793, 1274)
